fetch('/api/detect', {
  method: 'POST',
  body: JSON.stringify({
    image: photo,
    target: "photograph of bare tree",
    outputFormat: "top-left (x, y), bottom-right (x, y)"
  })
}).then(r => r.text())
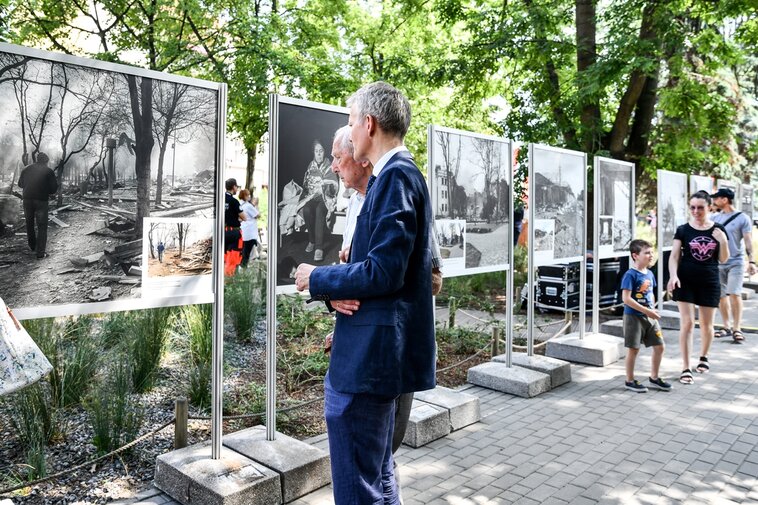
top-left (429, 126), bottom-right (511, 277)
top-left (531, 145), bottom-right (586, 264)
top-left (657, 170), bottom-right (687, 250)
top-left (596, 157), bottom-right (634, 259)
top-left (0, 44), bottom-right (220, 317)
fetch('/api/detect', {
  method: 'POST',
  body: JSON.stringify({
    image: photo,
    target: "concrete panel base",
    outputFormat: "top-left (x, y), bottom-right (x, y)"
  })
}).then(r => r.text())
top-left (744, 281), bottom-right (758, 292)
top-left (546, 332), bottom-right (625, 367)
top-left (659, 310), bottom-right (681, 330)
top-left (414, 386), bottom-right (481, 431)
top-left (154, 441), bottom-right (282, 505)
top-left (492, 353), bottom-right (572, 388)
top-left (742, 288), bottom-right (754, 300)
top-left (467, 361), bottom-right (551, 398)
top-left (402, 400), bottom-right (450, 448)
top-left (598, 320), bottom-right (624, 338)
top-left (223, 426), bottom-right (330, 503)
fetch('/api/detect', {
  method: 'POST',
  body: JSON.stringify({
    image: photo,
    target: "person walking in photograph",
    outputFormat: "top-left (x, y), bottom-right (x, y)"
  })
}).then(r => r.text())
top-left (294, 81), bottom-right (435, 505)
top-left (157, 241), bottom-right (165, 263)
top-left (17, 152), bottom-right (58, 259)
top-left (711, 188), bottom-right (756, 343)
top-left (667, 191), bottom-right (729, 384)
top-left (621, 239), bottom-right (671, 393)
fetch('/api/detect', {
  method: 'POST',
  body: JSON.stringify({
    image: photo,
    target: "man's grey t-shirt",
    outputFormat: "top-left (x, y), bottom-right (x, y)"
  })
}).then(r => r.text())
top-left (712, 211), bottom-right (752, 266)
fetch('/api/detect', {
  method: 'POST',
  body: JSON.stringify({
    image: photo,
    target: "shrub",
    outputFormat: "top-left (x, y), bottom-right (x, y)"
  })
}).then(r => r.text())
top-left (128, 307), bottom-right (175, 393)
top-left (85, 359), bottom-right (142, 455)
top-left (436, 325), bottom-right (490, 355)
top-left (100, 311), bottom-right (136, 349)
top-left (225, 263), bottom-right (265, 341)
top-left (225, 382), bottom-right (266, 420)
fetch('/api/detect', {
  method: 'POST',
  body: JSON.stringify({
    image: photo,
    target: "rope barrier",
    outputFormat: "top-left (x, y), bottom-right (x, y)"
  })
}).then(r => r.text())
top-left (0, 417), bottom-right (175, 496)
top-left (187, 396), bottom-right (325, 421)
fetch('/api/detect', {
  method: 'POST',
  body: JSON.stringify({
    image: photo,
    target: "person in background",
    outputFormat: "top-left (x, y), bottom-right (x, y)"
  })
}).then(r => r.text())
top-left (18, 152), bottom-right (58, 259)
top-left (710, 188), bottom-right (756, 343)
top-left (224, 178), bottom-right (246, 275)
top-left (667, 191), bottom-right (729, 385)
top-left (239, 188), bottom-right (260, 268)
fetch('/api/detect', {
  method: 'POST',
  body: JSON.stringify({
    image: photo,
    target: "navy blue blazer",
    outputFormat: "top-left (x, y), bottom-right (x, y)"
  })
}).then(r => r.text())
top-left (309, 151), bottom-right (436, 396)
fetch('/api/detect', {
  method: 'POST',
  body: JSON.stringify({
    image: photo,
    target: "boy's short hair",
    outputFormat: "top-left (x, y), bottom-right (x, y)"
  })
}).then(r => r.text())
top-left (629, 239), bottom-right (652, 257)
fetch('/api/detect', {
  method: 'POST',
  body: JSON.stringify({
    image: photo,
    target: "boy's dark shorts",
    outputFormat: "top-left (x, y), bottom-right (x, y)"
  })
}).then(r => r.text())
top-left (623, 313), bottom-right (664, 349)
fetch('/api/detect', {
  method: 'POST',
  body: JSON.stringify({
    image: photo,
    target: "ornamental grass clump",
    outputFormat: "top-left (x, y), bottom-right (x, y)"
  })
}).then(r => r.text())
top-left (128, 307), bottom-right (176, 393)
top-left (181, 304), bottom-right (213, 410)
top-left (225, 262), bottom-right (265, 341)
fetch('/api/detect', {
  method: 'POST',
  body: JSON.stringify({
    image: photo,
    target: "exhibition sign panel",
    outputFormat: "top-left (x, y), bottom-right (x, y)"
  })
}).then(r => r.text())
top-left (0, 43), bottom-right (222, 319)
top-left (595, 157), bottom-right (634, 259)
top-left (741, 184), bottom-right (753, 221)
top-left (530, 144), bottom-right (586, 266)
top-left (269, 96), bottom-right (349, 293)
top-left (656, 170), bottom-right (688, 251)
top-left (690, 174), bottom-right (714, 195)
top-left (428, 125), bottom-right (512, 277)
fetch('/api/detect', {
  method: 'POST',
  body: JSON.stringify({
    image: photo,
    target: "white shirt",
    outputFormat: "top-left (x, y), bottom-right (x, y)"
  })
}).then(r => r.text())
top-left (342, 191), bottom-right (366, 250)
top-left (240, 201), bottom-right (259, 242)
top-left (372, 146), bottom-right (409, 177)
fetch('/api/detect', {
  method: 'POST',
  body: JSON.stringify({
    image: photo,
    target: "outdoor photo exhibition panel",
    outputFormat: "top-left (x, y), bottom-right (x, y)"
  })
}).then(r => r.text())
top-left (427, 124), bottom-right (514, 364)
top-left (267, 95), bottom-right (348, 439)
top-left (656, 170), bottom-right (687, 309)
top-left (427, 125), bottom-right (512, 277)
top-left (528, 144), bottom-right (587, 351)
top-left (741, 184), bottom-right (753, 222)
top-left (690, 174), bottom-right (714, 195)
top-left (270, 97), bottom-right (349, 294)
top-left (593, 157), bottom-right (634, 333)
top-left (0, 43), bottom-right (223, 320)
top-left (718, 179), bottom-right (740, 211)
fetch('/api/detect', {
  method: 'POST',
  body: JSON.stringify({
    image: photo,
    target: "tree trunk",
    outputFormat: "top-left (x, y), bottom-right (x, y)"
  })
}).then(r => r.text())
top-left (626, 67), bottom-right (660, 165)
top-left (576, 0), bottom-right (601, 153)
top-left (245, 143), bottom-right (257, 191)
top-left (127, 75), bottom-right (155, 239)
top-left (156, 141), bottom-right (167, 205)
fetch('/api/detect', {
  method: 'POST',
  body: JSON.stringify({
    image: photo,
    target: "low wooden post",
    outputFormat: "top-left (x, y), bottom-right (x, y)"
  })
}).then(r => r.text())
top-left (175, 397), bottom-right (188, 449)
top-left (491, 326), bottom-right (500, 357)
top-left (448, 296), bottom-right (457, 328)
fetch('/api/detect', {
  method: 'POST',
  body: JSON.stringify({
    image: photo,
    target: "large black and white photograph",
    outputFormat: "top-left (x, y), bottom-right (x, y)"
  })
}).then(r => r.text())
top-left (596, 157), bottom-right (634, 258)
top-left (741, 184), bottom-right (753, 221)
top-left (657, 170), bottom-right (687, 250)
top-left (531, 144), bottom-right (586, 265)
top-left (690, 174), bottom-right (714, 195)
top-left (0, 45), bottom-right (219, 318)
top-left (273, 98), bottom-right (347, 289)
top-left (429, 126), bottom-right (511, 276)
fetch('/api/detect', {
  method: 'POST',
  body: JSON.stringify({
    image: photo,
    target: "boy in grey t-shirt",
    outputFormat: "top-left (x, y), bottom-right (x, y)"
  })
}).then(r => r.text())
top-left (711, 188), bottom-right (756, 343)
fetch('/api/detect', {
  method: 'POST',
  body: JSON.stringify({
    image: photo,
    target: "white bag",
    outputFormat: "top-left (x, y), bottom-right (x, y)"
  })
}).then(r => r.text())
top-left (0, 297), bottom-right (53, 396)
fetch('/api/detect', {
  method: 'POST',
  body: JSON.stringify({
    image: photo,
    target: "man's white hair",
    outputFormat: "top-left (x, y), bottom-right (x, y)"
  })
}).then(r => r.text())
top-left (333, 125), bottom-right (354, 155)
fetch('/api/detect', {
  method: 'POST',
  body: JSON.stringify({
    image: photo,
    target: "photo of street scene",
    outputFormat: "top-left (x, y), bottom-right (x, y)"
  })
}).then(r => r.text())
top-left (434, 219), bottom-right (465, 271)
top-left (657, 170), bottom-right (687, 249)
top-left (0, 48), bottom-right (219, 316)
top-left (274, 100), bottom-right (348, 289)
top-left (533, 218), bottom-right (555, 264)
top-left (531, 145), bottom-right (585, 264)
top-left (597, 158), bottom-right (633, 258)
top-left (430, 126), bottom-right (510, 276)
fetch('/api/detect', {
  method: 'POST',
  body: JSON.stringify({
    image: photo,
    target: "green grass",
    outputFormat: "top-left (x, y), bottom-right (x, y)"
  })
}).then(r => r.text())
top-left (181, 304), bottom-right (213, 410)
top-left (128, 307), bottom-right (176, 393)
top-left (225, 263), bottom-right (266, 341)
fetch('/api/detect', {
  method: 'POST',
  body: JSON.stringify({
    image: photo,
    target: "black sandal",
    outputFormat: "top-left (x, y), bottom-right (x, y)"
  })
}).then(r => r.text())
top-left (696, 356), bottom-right (710, 373)
top-left (715, 328), bottom-right (732, 339)
top-left (733, 330), bottom-right (745, 343)
top-left (680, 369), bottom-right (694, 384)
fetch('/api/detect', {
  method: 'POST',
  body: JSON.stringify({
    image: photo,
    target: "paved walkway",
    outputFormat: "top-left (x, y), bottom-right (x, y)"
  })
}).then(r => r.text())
top-left (124, 298), bottom-right (758, 505)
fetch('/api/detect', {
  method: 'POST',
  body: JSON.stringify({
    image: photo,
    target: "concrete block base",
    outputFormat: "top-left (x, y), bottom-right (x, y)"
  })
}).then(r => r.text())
top-left (154, 441), bottom-right (282, 505)
top-left (659, 310), bottom-right (681, 330)
top-left (598, 320), bottom-right (624, 338)
top-left (403, 400), bottom-right (450, 448)
top-left (414, 386), bottom-right (481, 431)
top-left (742, 288), bottom-right (755, 300)
top-left (744, 281), bottom-right (758, 292)
top-left (223, 426), bottom-right (330, 503)
top-left (546, 332), bottom-right (625, 367)
top-left (467, 361), bottom-right (551, 398)
top-left (492, 353), bottom-right (572, 388)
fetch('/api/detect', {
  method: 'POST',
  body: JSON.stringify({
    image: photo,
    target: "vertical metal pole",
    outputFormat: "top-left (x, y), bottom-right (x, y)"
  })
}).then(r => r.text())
top-left (505, 140), bottom-right (514, 367)
top-left (266, 94), bottom-right (279, 441)
top-left (527, 144), bottom-right (535, 356)
top-left (211, 83), bottom-right (228, 459)
top-left (592, 158), bottom-right (600, 334)
top-left (579, 153), bottom-right (588, 339)
top-left (657, 170), bottom-right (663, 311)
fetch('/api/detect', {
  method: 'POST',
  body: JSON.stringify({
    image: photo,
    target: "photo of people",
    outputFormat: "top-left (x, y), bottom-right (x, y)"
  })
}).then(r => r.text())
top-left (596, 157), bottom-right (634, 258)
top-left (273, 99), bottom-right (348, 289)
top-left (531, 145), bottom-right (586, 264)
